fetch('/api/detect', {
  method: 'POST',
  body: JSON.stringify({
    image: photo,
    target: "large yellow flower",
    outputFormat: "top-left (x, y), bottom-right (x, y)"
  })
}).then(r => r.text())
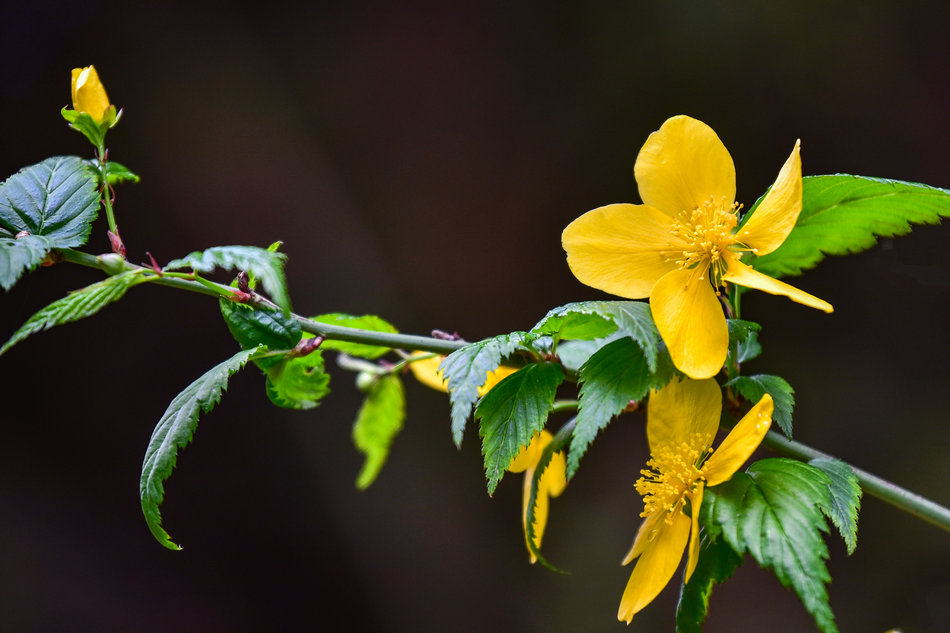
top-left (562, 115), bottom-right (833, 379)
top-left (507, 430), bottom-right (567, 563)
top-left (618, 377), bottom-right (772, 623)
top-left (70, 65), bottom-right (112, 124)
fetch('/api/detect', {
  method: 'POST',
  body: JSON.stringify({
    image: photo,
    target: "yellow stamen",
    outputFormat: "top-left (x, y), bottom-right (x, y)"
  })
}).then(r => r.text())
top-left (665, 197), bottom-right (743, 288)
top-left (635, 433), bottom-right (712, 523)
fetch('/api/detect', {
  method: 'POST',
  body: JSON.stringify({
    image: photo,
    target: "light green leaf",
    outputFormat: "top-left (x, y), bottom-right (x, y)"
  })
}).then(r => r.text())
top-left (475, 362), bottom-right (565, 495)
top-left (62, 107), bottom-right (114, 147)
top-left (310, 313), bottom-right (399, 359)
top-left (0, 156), bottom-right (100, 290)
top-left (675, 535), bottom-right (743, 633)
top-left (531, 301), bottom-right (618, 341)
top-left (811, 458), bottom-right (862, 555)
top-left (1, 271), bottom-right (146, 355)
top-left (140, 346), bottom-right (262, 550)
top-left (93, 159), bottom-right (141, 185)
top-left (600, 301), bottom-right (661, 372)
top-left (441, 331), bottom-right (538, 447)
top-left (265, 345), bottom-right (331, 410)
top-left (353, 374), bottom-right (406, 489)
top-left (166, 245), bottom-right (291, 313)
top-left (750, 175), bottom-right (950, 279)
top-left (725, 374), bottom-right (795, 437)
top-left (703, 458), bottom-right (837, 633)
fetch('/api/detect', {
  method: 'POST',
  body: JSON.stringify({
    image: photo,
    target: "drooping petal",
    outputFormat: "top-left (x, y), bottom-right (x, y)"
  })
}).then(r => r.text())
top-left (635, 115), bottom-right (736, 216)
top-left (522, 463), bottom-right (546, 563)
top-left (650, 267), bottom-right (729, 380)
top-left (684, 484), bottom-right (705, 582)
top-left (621, 509), bottom-right (665, 566)
top-left (562, 203), bottom-right (684, 299)
top-left (540, 448), bottom-right (567, 498)
top-left (704, 394), bottom-right (773, 486)
top-left (647, 377), bottom-right (722, 454)
top-left (617, 509), bottom-right (691, 623)
top-left (723, 258), bottom-right (833, 313)
top-left (733, 140), bottom-right (802, 256)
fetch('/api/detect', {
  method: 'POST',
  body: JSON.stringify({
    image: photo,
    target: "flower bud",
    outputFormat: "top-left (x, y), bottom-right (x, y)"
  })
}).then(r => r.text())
top-left (71, 66), bottom-right (112, 124)
top-left (355, 371), bottom-right (377, 394)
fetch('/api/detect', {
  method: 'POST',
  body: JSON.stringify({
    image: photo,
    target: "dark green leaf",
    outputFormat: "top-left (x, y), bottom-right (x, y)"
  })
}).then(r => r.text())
top-left (220, 299), bottom-right (301, 369)
top-left (524, 419), bottom-right (573, 572)
top-left (569, 338), bottom-right (655, 478)
top-left (703, 458), bottom-right (837, 633)
top-left (725, 374), bottom-right (794, 437)
top-left (1, 270), bottom-right (146, 355)
top-left (810, 458), bottom-right (862, 555)
top-left (727, 319), bottom-right (762, 365)
top-left (750, 175), bottom-right (950, 279)
top-left (99, 160), bottom-right (141, 185)
top-left (353, 374), bottom-right (406, 489)
top-left (600, 301), bottom-right (661, 371)
top-left (166, 245), bottom-right (291, 313)
top-left (265, 343), bottom-right (331, 410)
top-left (532, 301), bottom-right (618, 341)
top-left (0, 234), bottom-right (54, 291)
top-left (475, 363), bottom-right (564, 495)
top-left (675, 536), bottom-right (743, 633)
top-left (310, 313), bottom-right (399, 359)
top-left (441, 331), bottom-right (537, 447)
top-left (140, 346), bottom-right (262, 550)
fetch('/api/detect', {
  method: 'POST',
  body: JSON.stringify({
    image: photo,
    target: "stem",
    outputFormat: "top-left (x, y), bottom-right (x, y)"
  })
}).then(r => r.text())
top-left (96, 144), bottom-right (118, 235)
top-left (763, 431), bottom-right (950, 533)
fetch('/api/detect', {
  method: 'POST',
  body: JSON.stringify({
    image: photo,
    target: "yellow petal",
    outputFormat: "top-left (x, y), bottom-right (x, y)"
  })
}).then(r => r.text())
top-left (647, 377), bottom-right (722, 454)
top-left (522, 463), bottom-right (547, 563)
top-left (734, 140), bottom-right (802, 255)
top-left (508, 430), bottom-right (550, 473)
top-left (540, 448), bottom-right (567, 498)
top-left (621, 510), bottom-right (664, 566)
top-left (650, 267), bottom-right (729, 379)
top-left (71, 65), bottom-right (111, 123)
top-left (562, 203), bottom-right (684, 299)
top-left (635, 115), bottom-right (736, 216)
top-left (684, 484), bottom-right (705, 582)
top-left (480, 365), bottom-right (518, 396)
top-left (408, 353), bottom-right (449, 393)
top-left (704, 394), bottom-right (773, 486)
top-left (617, 509), bottom-right (691, 623)
top-left (723, 258), bottom-right (833, 313)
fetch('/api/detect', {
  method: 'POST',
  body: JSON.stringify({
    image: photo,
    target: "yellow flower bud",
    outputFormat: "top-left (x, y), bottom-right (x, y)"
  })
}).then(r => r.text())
top-left (70, 66), bottom-right (112, 124)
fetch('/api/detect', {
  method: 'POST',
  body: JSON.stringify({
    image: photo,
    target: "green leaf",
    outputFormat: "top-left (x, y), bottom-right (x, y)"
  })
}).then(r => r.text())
top-left (475, 363), bottom-right (565, 495)
top-left (140, 346), bottom-right (262, 550)
top-left (220, 300), bottom-right (301, 368)
top-left (810, 458), bottom-right (862, 555)
top-left (441, 331), bottom-right (538, 447)
top-left (675, 535), bottom-right (743, 633)
top-left (725, 374), bottom-right (795, 437)
top-left (1, 270), bottom-right (146, 355)
top-left (265, 344), bottom-right (331, 410)
top-left (727, 319), bottom-right (762, 365)
top-left (62, 107), bottom-right (112, 147)
top-left (310, 313), bottom-right (399, 359)
top-left (0, 156), bottom-right (100, 290)
top-left (750, 175), bottom-right (950, 279)
top-left (532, 301), bottom-right (618, 341)
top-left (569, 337), bottom-right (659, 478)
top-left (353, 374), bottom-right (406, 489)
top-left (96, 159), bottom-right (141, 185)
top-left (600, 301), bottom-right (661, 372)
top-left (523, 419), bottom-right (573, 572)
top-left (166, 245), bottom-right (291, 313)
top-left (703, 458), bottom-right (837, 633)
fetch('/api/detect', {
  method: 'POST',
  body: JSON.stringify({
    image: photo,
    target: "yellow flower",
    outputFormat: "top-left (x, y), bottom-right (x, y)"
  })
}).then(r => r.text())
top-left (71, 65), bottom-right (112, 124)
top-left (408, 353), bottom-right (517, 396)
top-left (507, 430), bottom-right (567, 562)
top-left (618, 377), bottom-right (772, 623)
top-left (562, 115), bottom-right (833, 379)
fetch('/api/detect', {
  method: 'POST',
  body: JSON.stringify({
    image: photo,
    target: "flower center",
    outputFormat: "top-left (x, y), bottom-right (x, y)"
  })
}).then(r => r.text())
top-left (635, 434), bottom-right (712, 522)
top-left (667, 196), bottom-right (743, 288)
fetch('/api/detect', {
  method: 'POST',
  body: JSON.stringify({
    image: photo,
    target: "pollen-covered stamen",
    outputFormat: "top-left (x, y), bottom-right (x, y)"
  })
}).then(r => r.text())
top-left (665, 196), bottom-right (742, 286)
top-left (635, 433), bottom-right (712, 523)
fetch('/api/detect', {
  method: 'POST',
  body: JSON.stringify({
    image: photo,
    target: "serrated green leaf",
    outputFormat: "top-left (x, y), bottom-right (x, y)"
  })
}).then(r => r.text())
top-left (1, 270), bottom-right (146, 355)
top-left (675, 535), bottom-right (743, 633)
top-left (532, 301), bottom-right (618, 341)
top-left (441, 331), bottom-right (538, 447)
top-left (727, 319), bottom-right (762, 365)
top-left (750, 175), bottom-right (950, 279)
top-left (600, 301), bottom-right (661, 372)
top-left (810, 458), bottom-right (862, 555)
top-left (166, 245), bottom-right (291, 313)
top-left (703, 458), bottom-right (837, 633)
top-left (0, 156), bottom-right (100, 289)
top-left (265, 345), bottom-right (331, 410)
top-left (220, 299), bottom-right (301, 369)
top-left (353, 374), bottom-right (406, 489)
top-left (140, 346), bottom-right (262, 550)
top-left (310, 313), bottom-right (399, 359)
top-left (475, 363), bottom-right (565, 495)
top-left (568, 337), bottom-right (656, 478)
top-left (725, 374), bottom-right (794, 437)
top-left (524, 419), bottom-right (573, 572)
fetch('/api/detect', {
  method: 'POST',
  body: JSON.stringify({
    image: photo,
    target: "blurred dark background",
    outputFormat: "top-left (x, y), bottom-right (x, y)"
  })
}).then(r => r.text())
top-left (1, 1), bottom-right (949, 632)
